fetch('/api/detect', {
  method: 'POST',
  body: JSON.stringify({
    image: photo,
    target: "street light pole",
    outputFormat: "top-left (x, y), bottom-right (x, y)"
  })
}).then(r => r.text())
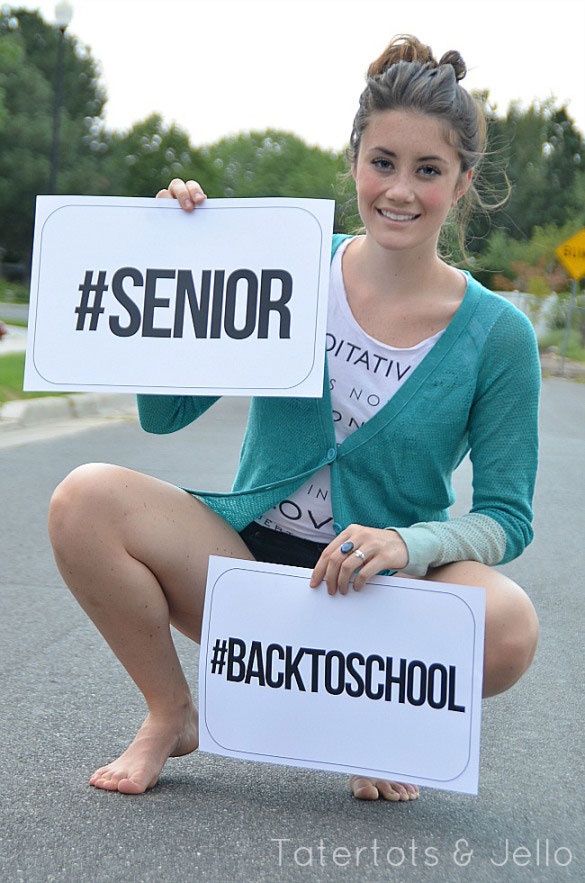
top-left (47, 1), bottom-right (74, 194)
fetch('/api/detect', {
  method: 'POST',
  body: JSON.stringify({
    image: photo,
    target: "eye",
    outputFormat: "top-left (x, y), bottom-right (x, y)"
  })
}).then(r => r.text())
top-left (419, 165), bottom-right (441, 177)
top-left (372, 158), bottom-right (393, 171)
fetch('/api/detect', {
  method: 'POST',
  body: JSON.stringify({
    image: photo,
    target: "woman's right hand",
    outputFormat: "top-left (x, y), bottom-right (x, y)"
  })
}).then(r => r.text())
top-left (155, 178), bottom-right (207, 212)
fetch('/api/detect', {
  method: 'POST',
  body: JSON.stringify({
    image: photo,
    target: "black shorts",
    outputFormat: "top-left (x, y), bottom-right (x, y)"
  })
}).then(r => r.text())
top-left (239, 522), bottom-right (328, 569)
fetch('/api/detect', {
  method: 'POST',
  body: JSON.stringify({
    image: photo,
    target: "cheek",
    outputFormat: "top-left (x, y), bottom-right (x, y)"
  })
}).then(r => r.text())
top-left (423, 184), bottom-right (452, 212)
top-left (355, 177), bottom-right (375, 204)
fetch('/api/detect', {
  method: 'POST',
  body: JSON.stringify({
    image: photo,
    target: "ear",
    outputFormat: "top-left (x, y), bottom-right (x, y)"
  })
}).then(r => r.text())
top-left (453, 168), bottom-right (473, 205)
top-left (350, 160), bottom-right (358, 184)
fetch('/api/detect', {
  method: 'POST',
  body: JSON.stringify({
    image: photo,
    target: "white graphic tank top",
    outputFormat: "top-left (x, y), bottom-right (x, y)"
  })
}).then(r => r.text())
top-left (255, 237), bottom-right (446, 542)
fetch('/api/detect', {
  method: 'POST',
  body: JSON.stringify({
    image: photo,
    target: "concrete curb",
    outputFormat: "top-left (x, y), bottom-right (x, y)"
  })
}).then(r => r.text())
top-left (0, 393), bottom-right (137, 431)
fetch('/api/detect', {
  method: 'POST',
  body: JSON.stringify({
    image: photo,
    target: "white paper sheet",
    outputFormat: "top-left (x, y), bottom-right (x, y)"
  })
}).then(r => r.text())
top-left (199, 556), bottom-right (485, 795)
top-left (24, 196), bottom-right (335, 397)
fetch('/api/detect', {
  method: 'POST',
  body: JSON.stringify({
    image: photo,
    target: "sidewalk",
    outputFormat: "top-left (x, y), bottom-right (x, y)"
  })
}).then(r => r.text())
top-left (0, 322), bottom-right (27, 354)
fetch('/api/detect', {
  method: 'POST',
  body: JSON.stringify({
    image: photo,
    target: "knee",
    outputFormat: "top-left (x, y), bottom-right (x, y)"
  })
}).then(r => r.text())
top-left (48, 463), bottom-right (122, 549)
top-left (485, 581), bottom-right (539, 695)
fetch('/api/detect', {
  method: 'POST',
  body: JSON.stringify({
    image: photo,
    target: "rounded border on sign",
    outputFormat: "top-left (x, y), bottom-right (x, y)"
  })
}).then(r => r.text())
top-left (201, 564), bottom-right (481, 784)
top-left (31, 201), bottom-right (329, 391)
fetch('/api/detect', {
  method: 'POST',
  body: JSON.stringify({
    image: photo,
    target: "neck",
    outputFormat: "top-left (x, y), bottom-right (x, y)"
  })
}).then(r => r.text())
top-left (351, 233), bottom-right (450, 299)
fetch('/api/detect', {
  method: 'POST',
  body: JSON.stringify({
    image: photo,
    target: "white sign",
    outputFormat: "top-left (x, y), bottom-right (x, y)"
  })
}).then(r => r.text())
top-left (199, 557), bottom-right (485, 795)
top-left (24, 196), bottom-right (335, 397)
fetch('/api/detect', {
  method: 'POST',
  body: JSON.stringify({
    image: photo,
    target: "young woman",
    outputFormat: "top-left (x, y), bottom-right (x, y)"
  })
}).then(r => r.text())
top-left (48, 35), bottom-right (540, 801)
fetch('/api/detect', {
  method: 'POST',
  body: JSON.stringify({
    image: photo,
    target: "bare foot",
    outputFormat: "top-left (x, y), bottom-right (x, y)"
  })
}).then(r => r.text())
top-left (89, 703), bottom-right (198, 794)
top-left (349, 775), bottom-right (420, 801)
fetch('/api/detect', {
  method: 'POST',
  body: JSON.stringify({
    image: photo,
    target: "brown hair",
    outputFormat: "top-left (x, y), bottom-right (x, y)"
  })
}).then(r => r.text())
top-left (347, 35), bottom-right (505, 259)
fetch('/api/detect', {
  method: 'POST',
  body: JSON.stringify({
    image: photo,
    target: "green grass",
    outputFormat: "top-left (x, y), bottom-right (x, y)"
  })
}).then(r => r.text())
top-left (538, 329), bottom-right (585, 362)
top-left (0, 279), bottom-right (29, 303)
top-left (0, 316), bottom-right (27, 327)
top-left (0, 351), bottom-right (67, 404)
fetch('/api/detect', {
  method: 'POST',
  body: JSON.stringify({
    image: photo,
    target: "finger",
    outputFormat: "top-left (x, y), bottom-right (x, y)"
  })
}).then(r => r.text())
top-left (309, 556), bottom-right (327, 588)
top-left (166, 178), bottom-right (206, 212)
top-left (324, 556), bottom-right (343, 595)
top-left (185, 179), bottom-right (207, 204)
top-left (335, 548), bottom-right (369, 594)
top-left (310, 547), bottom-right (331, 587)
top-left (321, 547), bottom-right (350, 595)
top-left (155, 180), bottom-right (188, 206)
top-left (337, 564), bottom-right (356, 595)
top-left (309, 532), bottom-right (350, 588)
top-left (336, 549), bottom-right (366, 595)
top-left (310, 524), bottom-right (364, 589)
top-left (352, 553), bottom-right (382, 591)
top-left (324, 540), bottom-right (362, 595)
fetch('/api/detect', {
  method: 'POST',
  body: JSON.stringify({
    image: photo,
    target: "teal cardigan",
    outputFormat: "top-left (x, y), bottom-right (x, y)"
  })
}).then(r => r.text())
top-left (137, 234), bottom-right (541, 576)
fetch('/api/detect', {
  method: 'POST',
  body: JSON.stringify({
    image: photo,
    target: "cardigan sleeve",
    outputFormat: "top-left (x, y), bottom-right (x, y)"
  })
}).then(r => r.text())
top-left (136, 393), bottom-right (220, 434)
top-left (390, 306), bottom-right (541, 576)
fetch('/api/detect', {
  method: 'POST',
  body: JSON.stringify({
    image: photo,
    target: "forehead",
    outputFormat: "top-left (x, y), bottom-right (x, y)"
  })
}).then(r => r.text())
top-left (360, 109), bottom-right (458, 158)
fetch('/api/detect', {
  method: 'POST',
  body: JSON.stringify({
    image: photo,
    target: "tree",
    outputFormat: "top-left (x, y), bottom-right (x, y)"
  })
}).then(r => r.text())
top-left (0, 7), bottom-right (107, 267)
top-left (5, 7), bottom-right (105, 119)
top-left (202, 130), bottom-right (349, 231)
top-left (542, 107), bottom-right (585, 225)
top-left (477, 98), bottom-right (585, 243)
top-left (102, 114), bottom-right (218, 198)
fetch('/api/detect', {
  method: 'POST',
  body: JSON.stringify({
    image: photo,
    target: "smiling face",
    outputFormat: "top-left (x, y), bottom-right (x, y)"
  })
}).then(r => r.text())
top-left (351, 109), bottom-right (473, 256)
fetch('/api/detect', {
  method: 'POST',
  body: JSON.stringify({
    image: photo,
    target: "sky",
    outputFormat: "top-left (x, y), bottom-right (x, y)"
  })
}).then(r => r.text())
top-left (12, 0), bottom-right (585, 151)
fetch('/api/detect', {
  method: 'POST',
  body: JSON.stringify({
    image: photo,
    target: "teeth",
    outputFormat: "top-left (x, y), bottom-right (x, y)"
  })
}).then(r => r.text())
top-left (379, 210), bottom-right (417, 220)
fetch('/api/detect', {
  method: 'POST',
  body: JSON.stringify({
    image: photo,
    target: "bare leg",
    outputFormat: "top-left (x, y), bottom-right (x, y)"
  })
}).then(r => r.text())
top-left (350, 560), bottom-right (539, 801)
top-left (49, 463), bottom-right (254, 793)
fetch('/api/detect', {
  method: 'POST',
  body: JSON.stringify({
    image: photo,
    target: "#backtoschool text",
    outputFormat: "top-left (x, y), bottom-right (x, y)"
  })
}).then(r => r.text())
top-left (73, 267), bottom-right (293, 339)
top-left (210, 637), bottom-right (466, 712)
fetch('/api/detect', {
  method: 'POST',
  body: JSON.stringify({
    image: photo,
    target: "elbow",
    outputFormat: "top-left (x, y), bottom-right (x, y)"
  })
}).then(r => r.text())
top-left (500, 522), bottom-right (534, 564)
top-left (139, 422), bottom-right (174, 435)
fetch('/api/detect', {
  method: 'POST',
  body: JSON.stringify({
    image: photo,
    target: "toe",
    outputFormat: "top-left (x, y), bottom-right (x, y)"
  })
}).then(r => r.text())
top-left (349, 776), bottom-right (382, 800)
top-left (117, 777), bottom-right (147, 795)
top-left (102, 778), bottom-right (123, 791)
top-left (89, 765), bottom-right (110, 784)
top-left (91, 775), bottom-right (120, 791)
top-left (349, 776), bottom-right (420, 802)
top-left (378, 781), bottom-right (420, 801)
top-left (90, 765), bottom-right (124, 790)
top-left (375, 780), bottom-right (406, 801)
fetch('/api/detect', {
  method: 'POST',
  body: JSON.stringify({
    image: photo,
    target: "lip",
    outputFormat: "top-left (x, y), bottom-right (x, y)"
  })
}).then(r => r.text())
top-left (377, 208), bottom-right (420, 221)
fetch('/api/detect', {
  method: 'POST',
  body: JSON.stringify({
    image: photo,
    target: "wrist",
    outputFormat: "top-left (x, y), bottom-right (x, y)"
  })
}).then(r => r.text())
top-left (384, 528), bottom-right (409, 570)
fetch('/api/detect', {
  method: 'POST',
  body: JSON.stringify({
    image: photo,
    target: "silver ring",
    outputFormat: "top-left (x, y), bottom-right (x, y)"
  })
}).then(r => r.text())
top-left (340, 541), bottom-right (354, 554)
top-left (354, 549), bottom-right (366, 560)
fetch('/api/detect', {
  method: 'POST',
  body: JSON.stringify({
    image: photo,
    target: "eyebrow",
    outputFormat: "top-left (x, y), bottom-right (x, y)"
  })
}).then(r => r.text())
top-left (370, 147), bottom-right (448, 164)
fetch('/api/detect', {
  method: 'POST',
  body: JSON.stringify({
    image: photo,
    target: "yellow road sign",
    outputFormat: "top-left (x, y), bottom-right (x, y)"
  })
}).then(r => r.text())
top-left (556, 228), bottom-right (585, 281)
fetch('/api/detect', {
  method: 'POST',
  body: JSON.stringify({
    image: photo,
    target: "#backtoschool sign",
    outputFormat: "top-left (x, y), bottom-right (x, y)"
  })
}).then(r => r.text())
top-left (199, 557), bottom-right (486, 795)
top-left (25, 196), bottom-right (335, 396)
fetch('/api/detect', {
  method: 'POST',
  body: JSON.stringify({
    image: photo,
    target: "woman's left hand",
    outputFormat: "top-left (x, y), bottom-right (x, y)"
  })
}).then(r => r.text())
top-left (310, 525), bottom-right (409, 595)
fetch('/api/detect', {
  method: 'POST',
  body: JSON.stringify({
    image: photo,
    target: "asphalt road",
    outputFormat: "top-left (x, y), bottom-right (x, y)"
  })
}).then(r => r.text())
top-left (1, 378), bottom-right (584, 882)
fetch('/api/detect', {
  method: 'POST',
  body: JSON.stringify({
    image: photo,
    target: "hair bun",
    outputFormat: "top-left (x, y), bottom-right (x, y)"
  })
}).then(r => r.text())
top-left (366, 34), bottom-right (436, 78)
top-left (367, 35), bottom-right (467, 83)
top-left (438, 50), bottom-right (467, 82)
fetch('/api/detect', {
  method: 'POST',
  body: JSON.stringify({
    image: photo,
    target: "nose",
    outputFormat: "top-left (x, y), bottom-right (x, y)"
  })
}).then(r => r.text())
top-left (384, 172), bottom-right (415, 203)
